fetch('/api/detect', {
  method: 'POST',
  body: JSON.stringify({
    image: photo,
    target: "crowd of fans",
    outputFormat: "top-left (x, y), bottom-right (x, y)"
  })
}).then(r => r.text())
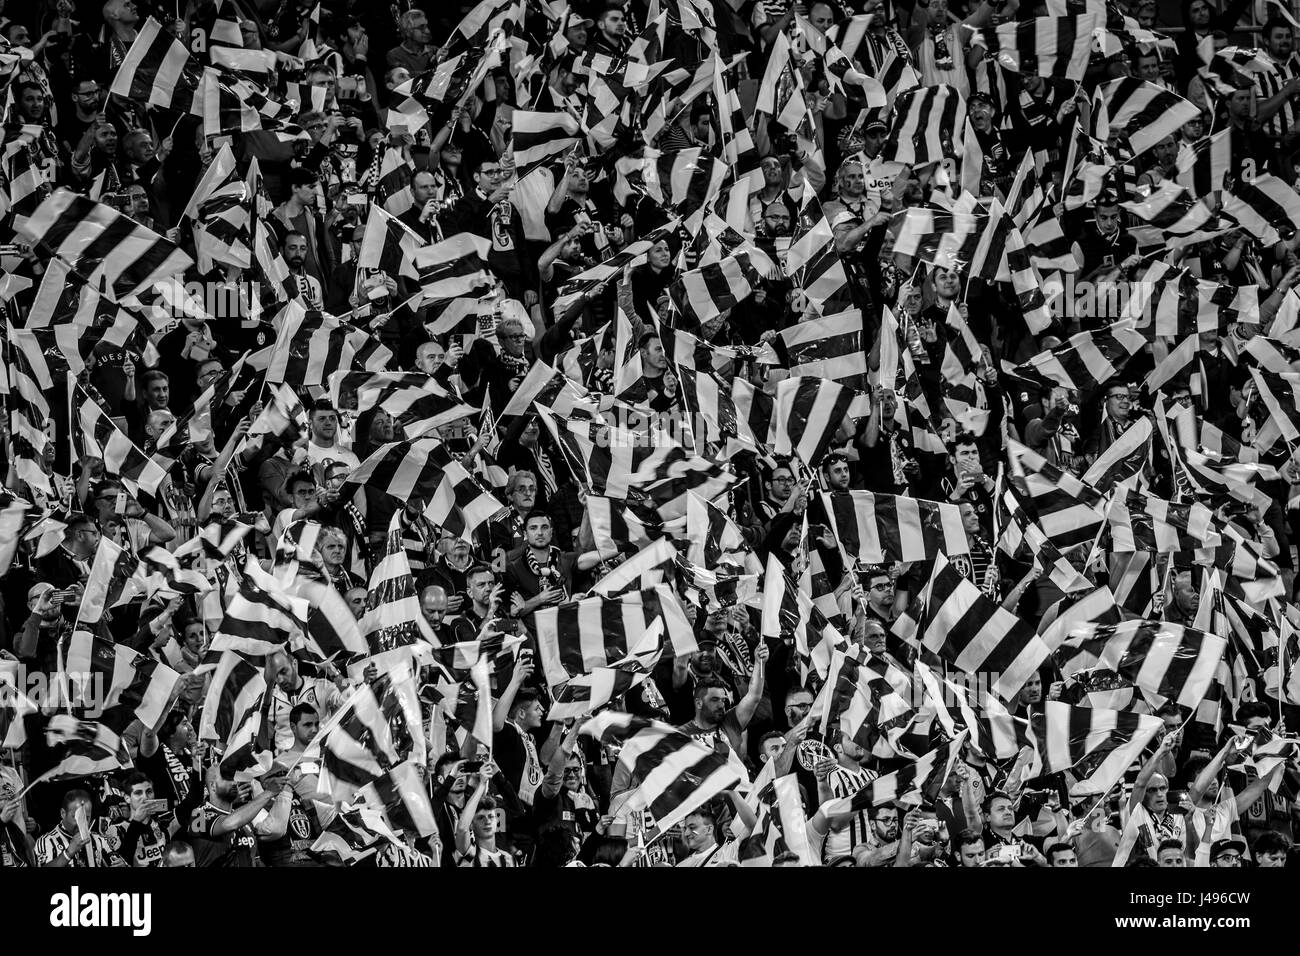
top-left (0, 0), bottom-right (1298, 869)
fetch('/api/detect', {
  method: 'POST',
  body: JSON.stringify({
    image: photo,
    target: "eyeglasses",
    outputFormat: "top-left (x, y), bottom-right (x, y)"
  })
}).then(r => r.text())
top-left (501, 333), bottom-right (526, 341)
top-left (480, 168), bottom-right (504, 177)
top-left (1106, 392), bottom-right (1131, 401)
top-left (769, 476), bottom-right (794, 484)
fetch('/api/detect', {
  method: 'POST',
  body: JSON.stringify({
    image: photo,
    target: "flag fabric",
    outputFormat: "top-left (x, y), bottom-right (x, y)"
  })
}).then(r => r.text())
top-left (17, 189), bottom-right (192, 299)
top-left (1057, 619), bottom-right (1229, 711)
top-left (532, 585), bottom-right (697, 686)
top-left (819, 644), bottom-right (917, 758)
top-left (63, 630), bottom-right (181, 730)
top-left (582, 712), bottom-right (745, 834)
top-left (970, 15), bottom-right (1097, 81)
top-left (897, 551), bottom-right (1052, 701)
top-left (1007, 440), bottom-right (1108, 549)
top-left (880, 85), bottom-right (965, 167)
top-left (318, 674), bottom-right (424, 803)
top-left (1007, 322), bottom-right (1147, 393)
top-left (78, 394), bottom-right (169, 498)
top-left (1028, 702), bottom-right (1164, 796)
top-left (1100, 78), bottom-right (1201, 159)
top-left (770, 375), bottom-right (870, 466)
top-left (109, 17), bottom-right (202, 112)
top-left (208, 560), bottom-right (305, 656)
top-left (821, 491), bottom-right (971, 564)
top-left (1176, 129), bottom-right (1232, 197)
top-left (347, 437), bottom-right (503, 540)
top-left (413, 233), bottom-right (496, 302)
top-left (511, 110), bottom-right (581, 177)
top-left (198, 650), bottom-right (273, 777)
top-left (74, 536), bottom-right (147, 626)
top-left (820, 732), bottom-right (969, 815)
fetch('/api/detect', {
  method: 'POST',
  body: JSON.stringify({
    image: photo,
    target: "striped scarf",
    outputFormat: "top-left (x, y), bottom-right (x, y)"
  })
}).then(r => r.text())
top-left (526, 546), bottom-right (568, 601)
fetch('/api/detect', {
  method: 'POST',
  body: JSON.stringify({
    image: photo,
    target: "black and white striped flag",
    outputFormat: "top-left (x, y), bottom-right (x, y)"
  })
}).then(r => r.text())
top-left (1057, 620), bottom-right (1228, 712)
top-left (208, 559), bottom-right (305, 657)
top-left (74, 536), bottom-right (147, 626)
top-left (582, 712), bottom-right (746, 834)
top-left (533, 584), bottom-right (697, 687)
top-left (1007, 440), bottom-right (1108, 549)
top-left (348, 437), bottom-right (503, 540)
top-left (898, 551), bottom-right (1052, 701)
top-left (333, 370), bottom-right (478, 440)
top-left (1007, 321), bottom-right (1147, 394)
top-left (109, 16), bottom-right (202, 111)
top-left (1027, 701), bottom-right (1163, 796)
top-left (511, 110), bottom-right (581, 178)
top-left (198, 649), bottom-right (273, 777)
top-left (18, 189), bottom-right (192, 299)
top-left (78, 392), bottom-right (168, 497)
top-left (819, 643), bottom-right (918, 758)
top-left (413, 232), bottom-right (496, 303)
top-left (1101, 78), bottom-right (1201, 159)
top-left (820, 731), bottom-right (968, 815)
top-left (64, 629), bottom-right (181, 731)
top-left (1176, 128), bottom-right (1232, 198)
top-left (880, 84), bottom-right (964, 167)
top-left (970, 14), bottom-right (1098, 81)
top-left (821, 490), bottom-right (971, 564)
top-left (1222, 173), bottom-right (1300, 245)
top-left (319, 673), bottom-right (424, 803)
top-left (771, 375), bottom-right (870, 467)
top-left (766, 309), bottom-right (868, 389)
top-left (358, 203), bottom-right (422, 280)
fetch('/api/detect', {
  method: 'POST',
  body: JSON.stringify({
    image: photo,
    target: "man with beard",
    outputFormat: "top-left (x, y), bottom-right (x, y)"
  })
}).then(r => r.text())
top-left (500, 512), bottom-right (610, 614)
top-left (272, 168), bottom-right (337, 288)
top-left (747, 156), bottom-right (799, 237)
top-left (184, 768), bottom-right (292, 867)
top-left (810, 731), bottom-right (882, 864)
top-left (282, 231), bottom-right (324, 308)
top-left (1252, 17), bottom-right (1300, 140)
top-left (589, 3), bottom-right (631, 58)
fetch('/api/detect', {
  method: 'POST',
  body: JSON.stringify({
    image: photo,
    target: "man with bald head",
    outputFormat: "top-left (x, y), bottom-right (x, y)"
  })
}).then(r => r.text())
top-left (421, 585), bottom-right (475, 644)
top-left (266, 649), bottom-right (347, 753)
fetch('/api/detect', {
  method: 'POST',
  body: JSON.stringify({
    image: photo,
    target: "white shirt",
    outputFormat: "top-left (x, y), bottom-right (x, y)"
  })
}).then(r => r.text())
top-left (306, 441), bottom-right (360, 471)
top-left (676, 839), bottom-right (740, 867)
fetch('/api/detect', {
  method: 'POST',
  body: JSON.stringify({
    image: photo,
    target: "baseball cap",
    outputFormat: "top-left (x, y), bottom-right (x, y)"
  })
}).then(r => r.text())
top-left (1209, 837), bottom-right (1247, 861)
top-left (28, 582), bottom-right (55, 603)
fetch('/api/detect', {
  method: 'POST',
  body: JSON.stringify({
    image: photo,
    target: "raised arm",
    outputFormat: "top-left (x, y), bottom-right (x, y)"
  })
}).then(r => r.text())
top-left (733, 640), bottom-right (770, 729)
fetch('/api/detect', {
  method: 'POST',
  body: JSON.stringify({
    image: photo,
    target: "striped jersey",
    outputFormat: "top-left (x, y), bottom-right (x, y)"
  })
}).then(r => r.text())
top-left (455, 837), bottom-right (515, 867)
top-left (34, 826), bottom-right (124, 867)
top-left (822, 764), bottom-right (879, 863)
top-left (1252, 52), bottom-right (1300, 140)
